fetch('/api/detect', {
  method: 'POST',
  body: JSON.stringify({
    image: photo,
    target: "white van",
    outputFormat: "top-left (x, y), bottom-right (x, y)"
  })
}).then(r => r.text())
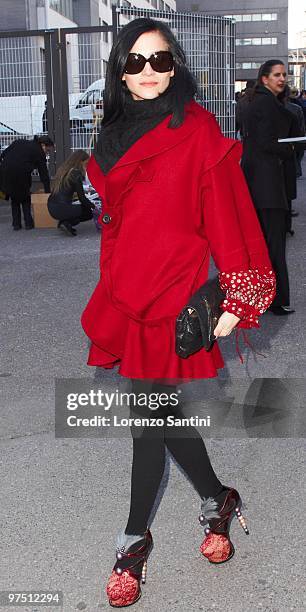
top-left (69, 78), bottom-right (105, 129)
top-left (0, 78), bottom-right (105, 138)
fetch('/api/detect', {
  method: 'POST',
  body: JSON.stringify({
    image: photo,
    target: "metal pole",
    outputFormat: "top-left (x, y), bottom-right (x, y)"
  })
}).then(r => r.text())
top-left (44, 30), bottom-right (56, 176)
top-left (58, 29), bottom-right (72, 160)
top-left (44, 0), bottom-right (50, 29)
top-left (112, 3), bottom-right (119, 43)
top-left (50, 29), bottom-right (66, 167)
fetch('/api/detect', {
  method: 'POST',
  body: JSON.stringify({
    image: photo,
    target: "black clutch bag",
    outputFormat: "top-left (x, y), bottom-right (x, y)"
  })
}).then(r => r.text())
top-left (175, 277), bottom-right (226, 359)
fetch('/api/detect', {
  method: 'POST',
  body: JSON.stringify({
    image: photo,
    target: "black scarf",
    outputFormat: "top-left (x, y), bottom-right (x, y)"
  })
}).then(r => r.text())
top-left (95, 83), bottom-right (192, 174)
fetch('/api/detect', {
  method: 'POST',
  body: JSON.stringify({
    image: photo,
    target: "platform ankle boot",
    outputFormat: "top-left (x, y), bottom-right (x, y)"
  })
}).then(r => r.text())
top-left (106, 529), bottom-right (154, 607)
top-left (198, 486), bottom-right (249, 564)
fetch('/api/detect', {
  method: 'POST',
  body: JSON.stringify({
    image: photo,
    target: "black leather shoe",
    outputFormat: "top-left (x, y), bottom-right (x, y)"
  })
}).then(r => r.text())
top-left (59, 221), bottom-right (77, 236)
top-left (68, 225), bottom-right (77, 236)
top-left (282, 306), bottom-right (295, 313)
top-left (13, 226), bottom-right (22, 231)
top-left (268, 306), bottom-right (295, 315)
top-left (287, 229), bottom-right (295, 236)
top-left (291, 211), bottom-right (299, 217)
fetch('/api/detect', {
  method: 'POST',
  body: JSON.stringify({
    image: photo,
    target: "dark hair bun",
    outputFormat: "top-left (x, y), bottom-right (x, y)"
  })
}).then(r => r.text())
top-left (34, 135), bottom-right (54, 147)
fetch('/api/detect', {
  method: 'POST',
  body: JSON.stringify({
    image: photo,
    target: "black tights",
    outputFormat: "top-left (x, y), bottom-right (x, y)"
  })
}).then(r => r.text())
top-left (125, 380), bottom-right (223, 535)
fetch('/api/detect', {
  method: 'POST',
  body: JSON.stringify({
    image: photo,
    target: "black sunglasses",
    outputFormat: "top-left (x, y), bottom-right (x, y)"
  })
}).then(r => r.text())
top-left (124, 51), bottom-right (174, 75)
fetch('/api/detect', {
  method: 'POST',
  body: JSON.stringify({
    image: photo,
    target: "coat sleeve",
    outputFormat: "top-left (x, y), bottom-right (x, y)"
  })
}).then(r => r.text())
top-left (250, 101), bottom-right (294, 160)
top-left (200, 127), bottom-right (276, 328)
top-left (36, 154), bottom-right (51, 193)
top-left (70, 169), bottom-right (94, 209)
top-left (289, 109), bottom-right (306, 153)
top-left (298, 106), bottom-right (306, 135)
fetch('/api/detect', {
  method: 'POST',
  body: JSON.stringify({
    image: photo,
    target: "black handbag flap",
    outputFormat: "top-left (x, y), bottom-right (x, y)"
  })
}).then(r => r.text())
top-left (175, 277), bottom-right (226, 358)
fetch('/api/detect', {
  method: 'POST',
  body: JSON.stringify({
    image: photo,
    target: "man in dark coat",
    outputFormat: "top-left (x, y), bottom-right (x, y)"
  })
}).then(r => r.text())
top-left (298, 89), bottom-right (306, 123)
top-left (0, 135), bottom-right (54, 230)
top-left (235, 79), bottom-right (256, 140)
top-left (283, 85), bottom-right (305, 232)
top-left (289, 87), bottom-right (303, 108)
top-left (287, 87), bottom-right (305, 178)
top-left (241, 60), bottom-right (299, 315)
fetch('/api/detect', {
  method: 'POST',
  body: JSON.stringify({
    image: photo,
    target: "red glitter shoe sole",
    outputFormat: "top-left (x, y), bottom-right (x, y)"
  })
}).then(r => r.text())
top-left (107, 570), bottom-right (142, 607)
top-left (106, 531), bottom-right (152, 607)
top-left (199, 488), bottom-right (249, 564)
top-left (200, 533), bottom-right (235, 564)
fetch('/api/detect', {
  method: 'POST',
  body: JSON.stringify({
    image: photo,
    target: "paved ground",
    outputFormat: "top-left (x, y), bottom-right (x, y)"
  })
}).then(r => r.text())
top-left (0, 164), bottom-right (305, 612)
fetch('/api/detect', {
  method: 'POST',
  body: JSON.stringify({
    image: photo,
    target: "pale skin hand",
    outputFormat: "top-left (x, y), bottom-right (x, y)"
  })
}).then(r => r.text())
top-left (213, 311), bottom-right (241, 338)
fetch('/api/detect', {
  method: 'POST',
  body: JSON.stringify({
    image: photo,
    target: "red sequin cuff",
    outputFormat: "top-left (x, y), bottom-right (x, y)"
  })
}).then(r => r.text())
top-left (220, 299), bottom-right (260, 327)
top-left (219, 268), bottom-right (276, 327)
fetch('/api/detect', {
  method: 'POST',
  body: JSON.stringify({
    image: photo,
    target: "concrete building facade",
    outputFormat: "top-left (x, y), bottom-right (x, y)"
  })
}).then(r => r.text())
top-left (0, 1), bottom-right (78, 98)
top-left (176, 0), bottom-right (288, 87)
top-left (0, 0), bottom-right (176, 32)
top-left (0, 0), bottom-right (77, 31)
top-left (0, 1), bottom-right (177, 89)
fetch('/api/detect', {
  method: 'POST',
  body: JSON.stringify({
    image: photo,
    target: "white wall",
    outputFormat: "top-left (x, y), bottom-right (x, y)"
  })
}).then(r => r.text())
top-left (47, 7), bottom-right (77, 28)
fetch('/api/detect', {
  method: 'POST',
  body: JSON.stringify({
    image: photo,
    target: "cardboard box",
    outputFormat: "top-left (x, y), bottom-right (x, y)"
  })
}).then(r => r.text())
top-left (31, 193), bottom-right (57, 228)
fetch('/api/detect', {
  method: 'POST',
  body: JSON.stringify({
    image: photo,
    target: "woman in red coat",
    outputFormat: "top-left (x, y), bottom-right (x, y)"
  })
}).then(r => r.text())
top-left (81, 18), bottom-right (276, 608)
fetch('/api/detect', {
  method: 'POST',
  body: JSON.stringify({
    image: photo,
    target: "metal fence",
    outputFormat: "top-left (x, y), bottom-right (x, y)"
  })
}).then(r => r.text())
top-left (0, 31), bottom-right (48, 148)
top-left (59, 25), bottom-right (114, 157)
top-left (0, 9), bottom-right (235, 175)
top-left (0, 24), bottom-right (114, 171)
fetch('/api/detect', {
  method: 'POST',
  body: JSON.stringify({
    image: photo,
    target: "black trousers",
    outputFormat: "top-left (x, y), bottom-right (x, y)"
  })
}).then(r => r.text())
top-left (66, 204), bottom-right (93, 227)
top-left (11, 195), bottom-right (34, 228)
top-left (125, 380), bottom-right (224, 535)
top-left (296, 150), bottom-right (304, 177)
top-left (257, 208), bottom-right (289, 307)
top-left (285, 200), bottom-right (292, 233)
top-left (48, 197), bottom-right (93, 227)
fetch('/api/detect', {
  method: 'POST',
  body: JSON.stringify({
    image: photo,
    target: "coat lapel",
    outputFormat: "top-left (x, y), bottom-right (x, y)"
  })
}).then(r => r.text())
top-left (88, 101), bottom-right (208, 206)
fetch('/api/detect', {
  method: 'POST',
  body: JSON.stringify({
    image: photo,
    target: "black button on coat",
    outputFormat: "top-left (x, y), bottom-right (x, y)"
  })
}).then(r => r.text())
top-left (102, 214), bottom-right (111, 224)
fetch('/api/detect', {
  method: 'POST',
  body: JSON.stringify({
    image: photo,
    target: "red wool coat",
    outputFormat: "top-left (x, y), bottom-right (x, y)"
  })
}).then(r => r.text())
top-left (81, 100), bottom-right (273, 380)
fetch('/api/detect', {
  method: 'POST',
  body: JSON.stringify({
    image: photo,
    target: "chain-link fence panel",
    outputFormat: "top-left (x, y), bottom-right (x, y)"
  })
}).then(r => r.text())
top-left (0, 33), bottom-right (47, 151)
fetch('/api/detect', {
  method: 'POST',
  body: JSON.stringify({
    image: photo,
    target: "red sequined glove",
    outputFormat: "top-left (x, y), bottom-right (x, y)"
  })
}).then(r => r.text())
top-left (219, 268), bottom-right (276, 329)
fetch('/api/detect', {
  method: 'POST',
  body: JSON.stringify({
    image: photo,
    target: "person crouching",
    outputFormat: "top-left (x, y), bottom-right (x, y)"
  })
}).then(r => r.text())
top-left (48, 150), bottom-right (94, 236)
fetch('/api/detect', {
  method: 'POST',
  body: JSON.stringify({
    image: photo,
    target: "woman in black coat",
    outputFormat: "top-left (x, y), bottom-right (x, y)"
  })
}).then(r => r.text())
top-left (0, 135), bottom-right (54, 230)
top-left (48, 150), bottom-right (94, 236)
top-left (241, 60), bottom-right (298, 315)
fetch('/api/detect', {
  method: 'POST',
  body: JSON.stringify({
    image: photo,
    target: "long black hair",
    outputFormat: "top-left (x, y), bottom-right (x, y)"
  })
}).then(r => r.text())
top-left (102, 18), bottom-right (198, 128)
